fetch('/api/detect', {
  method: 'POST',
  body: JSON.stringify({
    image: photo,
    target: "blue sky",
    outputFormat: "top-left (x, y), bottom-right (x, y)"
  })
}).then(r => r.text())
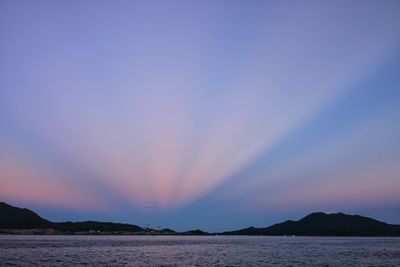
top-left (1, 0), bottom-right (400, 231)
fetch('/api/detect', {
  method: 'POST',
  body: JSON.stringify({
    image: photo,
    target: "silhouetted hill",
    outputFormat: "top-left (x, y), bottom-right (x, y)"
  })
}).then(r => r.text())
top-left (2, 202), bottom-right (400, 236)
top-left (223, 212), bottom-right (400, 236)
top-left (0, 202), bottom-right (50, 229)
top-left (54, 221), bottom-right (141, 232)
top-left (184, 229), bottom-right (209, 235)
top-left (0, 202), bottom-right (142, 233)
top-left (160, 228), bottom-right (175, 234)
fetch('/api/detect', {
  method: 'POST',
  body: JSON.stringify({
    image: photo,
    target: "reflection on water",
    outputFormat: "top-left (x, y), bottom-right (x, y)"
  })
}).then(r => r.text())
top-left (0, 235), bottom-right (399, 266)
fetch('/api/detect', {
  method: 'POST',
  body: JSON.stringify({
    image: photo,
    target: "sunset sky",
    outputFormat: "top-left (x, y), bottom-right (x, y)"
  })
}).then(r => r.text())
top-left (1, 0), bottom-right (400, 231)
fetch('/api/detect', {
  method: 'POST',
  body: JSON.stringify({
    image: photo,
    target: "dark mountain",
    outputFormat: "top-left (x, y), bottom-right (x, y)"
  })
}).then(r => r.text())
top-left (0, 202), bottom-right (142, 233)
top-left (223, 212), bottom-right (400, 236)
top-left (0, 202), bottom-right (50, 229)
top-left (184, 229), bottom-right (209, 235)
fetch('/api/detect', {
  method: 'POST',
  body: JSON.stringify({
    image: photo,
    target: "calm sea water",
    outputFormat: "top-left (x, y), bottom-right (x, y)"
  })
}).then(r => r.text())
top-left (0, 235), bottom-right (399, 266)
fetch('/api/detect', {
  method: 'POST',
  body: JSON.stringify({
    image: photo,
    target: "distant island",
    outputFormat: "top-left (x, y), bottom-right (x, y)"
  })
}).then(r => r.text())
top-left (0, 202), bottom-right (205, 235)
top-left (221, 212), bottom-right (400, 236)
top-left (1, 202), bottom-right (399, 236)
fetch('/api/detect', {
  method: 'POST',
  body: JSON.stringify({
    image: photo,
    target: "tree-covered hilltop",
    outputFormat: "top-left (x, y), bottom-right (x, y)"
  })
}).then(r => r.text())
top-left (0, 202), bottom-right (50, 229)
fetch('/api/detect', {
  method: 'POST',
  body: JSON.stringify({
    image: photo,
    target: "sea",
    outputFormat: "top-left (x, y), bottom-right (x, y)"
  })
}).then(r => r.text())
top-left (0, 235), bottom-right (399, 266)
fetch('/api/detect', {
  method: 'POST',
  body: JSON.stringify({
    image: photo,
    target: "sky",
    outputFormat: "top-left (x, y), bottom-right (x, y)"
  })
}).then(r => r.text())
top-left (1, 0), bottom-right (400, 232)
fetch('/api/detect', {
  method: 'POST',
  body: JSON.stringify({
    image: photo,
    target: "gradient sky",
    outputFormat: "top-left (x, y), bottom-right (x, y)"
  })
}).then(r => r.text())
top-left (1, 0), bottom-right (400, 231)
